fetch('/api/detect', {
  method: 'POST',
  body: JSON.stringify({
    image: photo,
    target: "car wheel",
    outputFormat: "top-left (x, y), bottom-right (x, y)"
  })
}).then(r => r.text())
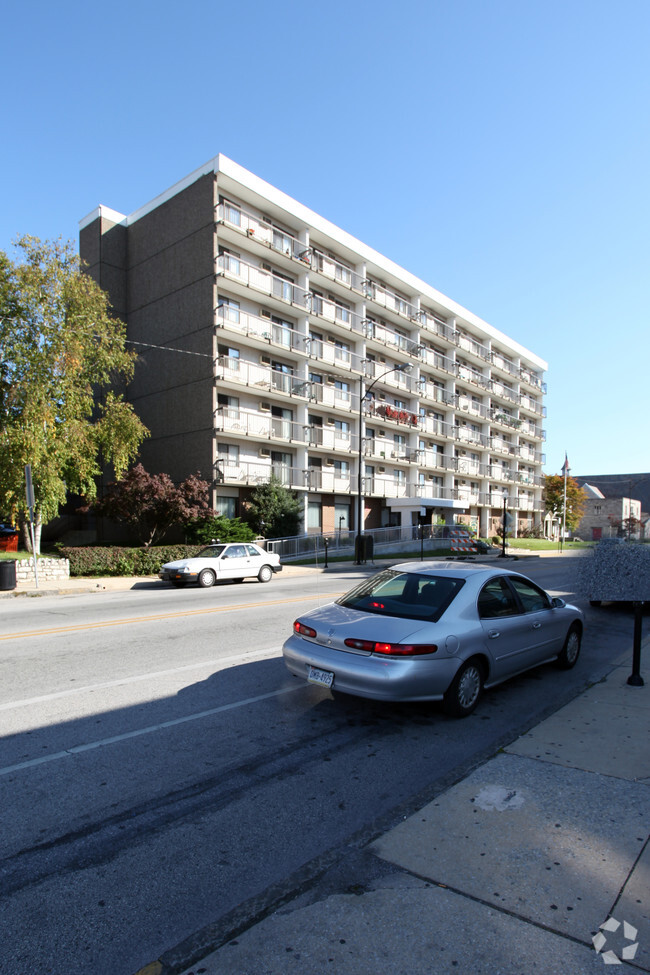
top-left (198, 569), bottom-right (216, 588)
top-left (258, 564), bottom-right (273, 583)
top-left (443, 659), bottom-right (484, 717)
top-left (556, 624), bottom-right (581, 669)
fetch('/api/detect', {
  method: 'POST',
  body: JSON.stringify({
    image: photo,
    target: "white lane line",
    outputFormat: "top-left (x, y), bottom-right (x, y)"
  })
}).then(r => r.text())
top-left (0, 647), bottom-right (283, 713)
top-left (0, 684), bottom-right (303, 778)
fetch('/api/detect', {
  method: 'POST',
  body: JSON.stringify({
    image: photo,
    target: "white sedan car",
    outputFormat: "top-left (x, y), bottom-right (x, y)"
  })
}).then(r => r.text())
top-left (159, 542), bottom-right (282, 588)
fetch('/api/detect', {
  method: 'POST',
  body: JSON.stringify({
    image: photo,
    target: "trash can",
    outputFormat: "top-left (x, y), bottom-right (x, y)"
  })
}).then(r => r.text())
top-left (354, 535), bottom-right (374, 563)
top-left (0, 560), bottom-right (17, 591)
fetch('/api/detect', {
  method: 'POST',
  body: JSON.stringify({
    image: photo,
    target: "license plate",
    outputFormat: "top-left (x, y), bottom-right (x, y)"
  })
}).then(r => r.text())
top-left (307, 665), bottom-right (334, 688)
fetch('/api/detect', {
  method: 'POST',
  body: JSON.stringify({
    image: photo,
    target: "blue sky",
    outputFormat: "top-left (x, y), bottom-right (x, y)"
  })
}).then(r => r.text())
top-left (2, 0), bottom-right (648, 478)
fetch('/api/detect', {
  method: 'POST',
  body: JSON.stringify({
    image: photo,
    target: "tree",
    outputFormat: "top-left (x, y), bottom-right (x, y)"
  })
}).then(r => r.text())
top-left (97, 464), bottom-right (214, 547)
top-left (544, 474), bottom-right (587, 533)
top-left (0, 236), bottom-right (148, 551)
top-left (244, 475), bottom-right (303, 538)
top-left (608, 515), bottom-right (641, 540)
top-left (186, 515), bottom-right (257, 545)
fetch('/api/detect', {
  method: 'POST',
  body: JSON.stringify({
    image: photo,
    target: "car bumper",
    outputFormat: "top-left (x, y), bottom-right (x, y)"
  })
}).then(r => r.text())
top-left (158, 571), bottom-right (198, 582)
top-left (282, 635), bottom-right (460, 702)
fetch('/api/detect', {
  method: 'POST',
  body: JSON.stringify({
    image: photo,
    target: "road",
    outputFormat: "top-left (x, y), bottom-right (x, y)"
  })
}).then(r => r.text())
top-left (0, 558), bottom-right (636, 975)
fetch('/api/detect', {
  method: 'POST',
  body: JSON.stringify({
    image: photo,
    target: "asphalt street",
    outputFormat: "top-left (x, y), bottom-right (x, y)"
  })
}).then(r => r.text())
top-left (0, 558), bottom-right (638, 975)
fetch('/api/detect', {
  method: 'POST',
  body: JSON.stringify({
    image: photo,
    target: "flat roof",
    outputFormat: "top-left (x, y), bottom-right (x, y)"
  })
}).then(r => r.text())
top-left (80, 154), bottom-right (547, 371)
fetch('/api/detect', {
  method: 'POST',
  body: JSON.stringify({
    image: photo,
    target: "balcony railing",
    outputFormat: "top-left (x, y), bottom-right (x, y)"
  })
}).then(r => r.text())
top-left (217, 306), bottom-right (304, 353)
top-left (491, 352), bottom-right (519, 378)
top-left (457, 332), bottom-right (491, 363)
top-left (308, 293), bottom-right (363, 334)
top-left (217, 357), bottom-right (311, 399)
top-left (363, 318), bottom-right (420, 356)
top-left (311, 249), bottom-right (364, 292)
top-left (363, 279), bottom-right (415, 320)
top-left (216, 255), bottom-right (308, 309)
top-left (419, 312), bottom-right (458, 344)
top-left (419, 346), bottom-right (456, 375)
top-left (520, 368), bottom-right (547, 393)
top-left (456, 364), bottom-right (491, 390)
top-left (216, 203), bottom-right (311, 266)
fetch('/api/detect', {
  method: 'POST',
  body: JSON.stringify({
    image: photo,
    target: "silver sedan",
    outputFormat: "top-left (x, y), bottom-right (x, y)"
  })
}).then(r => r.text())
top-left (282, 562), bottom-right (584, 717)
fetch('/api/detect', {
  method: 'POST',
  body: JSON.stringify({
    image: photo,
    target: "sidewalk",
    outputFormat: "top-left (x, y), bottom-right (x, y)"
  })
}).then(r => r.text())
top-left (141, 647), bottom-right (649, 975)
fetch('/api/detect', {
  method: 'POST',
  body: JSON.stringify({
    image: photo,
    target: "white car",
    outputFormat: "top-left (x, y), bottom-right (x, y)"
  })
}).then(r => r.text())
top-left (159, 543), bottom-right (282, 588)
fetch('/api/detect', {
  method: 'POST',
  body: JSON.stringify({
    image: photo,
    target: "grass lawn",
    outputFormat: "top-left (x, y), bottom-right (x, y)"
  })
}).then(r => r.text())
top-left (505, 539), bottom-right (592, 551)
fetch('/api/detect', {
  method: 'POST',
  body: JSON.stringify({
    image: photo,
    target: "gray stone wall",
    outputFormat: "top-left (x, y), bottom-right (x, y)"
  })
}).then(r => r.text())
top-left (16, 558), bottom-right (70, 584)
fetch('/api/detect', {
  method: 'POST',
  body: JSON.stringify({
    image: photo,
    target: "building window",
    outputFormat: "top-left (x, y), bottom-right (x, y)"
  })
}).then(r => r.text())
top-left (216, 496), bottom-right (237, 518)
top-left (335, 502), bottom-right (350, 530)
top-left (334, 339), bottom-right (350, 362)
top-left (308, 501), bottom-right (322, 530)
top-left (223, 201), bottom-right (241, 226)
top-left (218, 297), bottom-right (240, 323)
top-left (335, 420), bottom-right (350, 440)
top-left (334, 460), bottom-right (350, 476)
top-left (335, 300), bottom-right (351, 324)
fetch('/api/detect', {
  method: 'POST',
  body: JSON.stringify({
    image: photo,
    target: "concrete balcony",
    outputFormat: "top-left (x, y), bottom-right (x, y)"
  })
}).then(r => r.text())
top-left (363, 279), bottom-right (415, 322)
top-left (215, 202), bottom-right (311, 268)
top-left (216, 255), bottom-right (308, 310)
top-left (310, 249), bottom-right (364, 294)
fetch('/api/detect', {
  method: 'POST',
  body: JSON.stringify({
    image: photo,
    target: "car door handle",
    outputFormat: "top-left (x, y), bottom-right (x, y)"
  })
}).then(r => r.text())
top-left (488, 630), bottom-right (500, 638)
top-left (532, 622), bottom-right (542, 629)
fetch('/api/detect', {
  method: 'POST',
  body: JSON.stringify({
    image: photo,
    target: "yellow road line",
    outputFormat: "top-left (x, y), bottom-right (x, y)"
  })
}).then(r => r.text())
top-left (0, 592), bottom-right (345, 642)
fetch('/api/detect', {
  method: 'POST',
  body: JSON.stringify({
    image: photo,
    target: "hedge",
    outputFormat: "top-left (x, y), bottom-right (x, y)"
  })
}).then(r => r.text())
top-left (59, 545), bottom-right (204, 577)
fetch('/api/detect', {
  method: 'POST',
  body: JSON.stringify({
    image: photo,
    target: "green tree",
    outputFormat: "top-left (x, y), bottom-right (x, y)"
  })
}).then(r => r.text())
top-left (0, 236), bottom-right (148, 551)
top-left (544, 474), bottom-right (587, 532)
top-left (244, 475), bottom-right (303, 538)
top-left (186, 515), bottom-right (257, 545)
top-left (96, 464), bottom-right (215, 547)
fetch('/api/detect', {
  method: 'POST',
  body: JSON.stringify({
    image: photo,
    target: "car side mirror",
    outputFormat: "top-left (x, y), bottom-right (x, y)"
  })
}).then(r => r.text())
top-left (551, 597), bottom-right (566, 609)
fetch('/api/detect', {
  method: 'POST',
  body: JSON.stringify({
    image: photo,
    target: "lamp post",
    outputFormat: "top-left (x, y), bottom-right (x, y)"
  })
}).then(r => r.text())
top-left (355, 363), bottom-right (412, 564)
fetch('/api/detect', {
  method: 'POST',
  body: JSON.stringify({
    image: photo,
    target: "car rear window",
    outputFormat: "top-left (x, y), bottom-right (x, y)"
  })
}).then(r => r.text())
top-left (337, 569), bottom-right (464, 621)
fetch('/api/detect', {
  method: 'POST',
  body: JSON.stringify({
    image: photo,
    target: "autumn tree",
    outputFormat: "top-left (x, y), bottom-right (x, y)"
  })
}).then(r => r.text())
top-left (0, 236), bottom-right (148, 551)
top-left (97, 464), bottom-right (214, 547)
top-left (544, 474), bottom-right (587, 532)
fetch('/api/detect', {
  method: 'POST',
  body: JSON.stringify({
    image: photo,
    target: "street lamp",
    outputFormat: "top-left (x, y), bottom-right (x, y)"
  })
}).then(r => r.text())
top-left (355, 363), bottom-right (412, 564)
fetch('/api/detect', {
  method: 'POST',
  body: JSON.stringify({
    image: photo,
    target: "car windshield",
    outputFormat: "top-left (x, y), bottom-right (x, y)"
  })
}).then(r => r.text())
top-left (196, 546), bottom-right (226, 559)
top-left (337, 569), bottom-right (464, 621)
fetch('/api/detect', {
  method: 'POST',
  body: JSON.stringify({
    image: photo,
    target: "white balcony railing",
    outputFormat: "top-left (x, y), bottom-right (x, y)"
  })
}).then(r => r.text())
top-left (216, 255), bottom-right (308, 309)
top-left (311, 250), bottom-right (363, 292)
top-left (216, 202), bottom-right (311, 266)
top-left (364, 279), bottom-right (415, 320)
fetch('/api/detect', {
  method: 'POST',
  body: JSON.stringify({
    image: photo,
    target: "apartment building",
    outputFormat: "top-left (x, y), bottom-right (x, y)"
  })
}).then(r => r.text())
top-left (80, 155), bottom-right (547, 539)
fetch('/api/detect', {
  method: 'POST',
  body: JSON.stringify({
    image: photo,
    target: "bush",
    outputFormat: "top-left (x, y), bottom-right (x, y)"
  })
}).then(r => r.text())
top-left (186, 515), bottom-right (256, 545)
top-left (60, 544), bottom-right (203, 577)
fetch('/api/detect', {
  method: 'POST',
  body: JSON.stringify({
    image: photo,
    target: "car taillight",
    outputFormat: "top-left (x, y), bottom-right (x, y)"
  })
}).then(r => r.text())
top-left (294, 620), bottom-right (317, 638)
top-left (344, 639), bottom-right (437, 656)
